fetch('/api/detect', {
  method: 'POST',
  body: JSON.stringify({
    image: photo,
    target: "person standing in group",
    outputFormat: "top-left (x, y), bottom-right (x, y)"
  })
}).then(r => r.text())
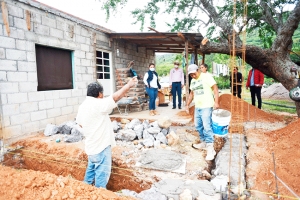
top-left (76, 77), bottom-right (138, 188)
top-left (185, 64), bottom-right (219, 161)
top-left (143, 63), bottom-right (161, 116)
top-left (246, 68), bottom-right (264, 109)
top-left (230, 66), bottom-right (243, 98)
top-left (200, 63), bottom-right (208, 73)
top-left (169, 60), bottom-right (184, 109)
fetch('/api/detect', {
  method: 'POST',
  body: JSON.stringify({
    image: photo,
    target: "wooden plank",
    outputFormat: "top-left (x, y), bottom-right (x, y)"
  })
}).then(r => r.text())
top-left (1, 2), bottom-right (10, 36)
top-left (185, 40), bottom-right (189, 100)
top-left (178, 32), bottom-right (195, 50)
top-left (25, 10), bottom-right (31, 30)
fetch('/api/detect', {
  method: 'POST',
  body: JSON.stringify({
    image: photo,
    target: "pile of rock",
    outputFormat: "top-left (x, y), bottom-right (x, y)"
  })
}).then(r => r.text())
top-left (112, 117), bottom-right (179, 148)
top-left (44, 121), bottom-right (84, 143)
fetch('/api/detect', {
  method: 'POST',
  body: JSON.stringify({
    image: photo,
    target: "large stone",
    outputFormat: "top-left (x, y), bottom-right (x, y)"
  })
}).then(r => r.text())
top-left (149, 121), bottom-right (159, 127)
top-left (161, 128), bottom-right (168, 136)
top-left (127, 118), bottom-right (141, 129)
top-left (134, 124), bottom-right (144, 139)
top-left (111, 120), bottom-right (120, 133)
top-left (142, 120), bottom-right (150, 129)
top-left (166, 131), bottom-right (179, 146)
top-left (158, 117), bottom-right (172, 129)
top-left (146, 127), bottom-right (161, 134)
top-left (115, 129), bottom-right (137, 141)
top-left (136, 187), bottom-right (167, 200)
top-left (44, 124), bottom-right (58, 136)
top-left (142, 138), bottom-right (154, 147)
top-left (156, 132), bottom-right (168, 145)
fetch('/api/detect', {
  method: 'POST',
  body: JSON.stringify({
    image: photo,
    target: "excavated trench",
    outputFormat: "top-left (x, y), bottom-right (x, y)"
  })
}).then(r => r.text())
top-left (2, 137), bottom-right (150, 192)
top-left (2, 123), bottom-right (225, 194)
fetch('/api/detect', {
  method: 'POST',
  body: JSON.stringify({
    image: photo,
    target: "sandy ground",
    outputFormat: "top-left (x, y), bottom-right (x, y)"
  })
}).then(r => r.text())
top-left (1, 94), bottom-right (299, 200)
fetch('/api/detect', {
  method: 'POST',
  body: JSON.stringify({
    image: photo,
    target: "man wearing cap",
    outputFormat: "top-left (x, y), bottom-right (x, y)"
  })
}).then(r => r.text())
top-left (186, 63), bottom-right (219, 161)
top-left (169, 60), bottom-right (184, 109)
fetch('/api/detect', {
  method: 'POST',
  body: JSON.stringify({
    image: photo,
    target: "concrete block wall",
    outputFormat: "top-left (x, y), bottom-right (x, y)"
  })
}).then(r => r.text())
top-left (0, 0), bottom-right (117, 140)
top-left (113, 40), bottom-right (155, 77)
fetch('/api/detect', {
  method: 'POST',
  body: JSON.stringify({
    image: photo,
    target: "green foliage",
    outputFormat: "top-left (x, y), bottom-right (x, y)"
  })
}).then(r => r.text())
top-left (214, 75), bottom-right (230, 89)
top-left (102, 0), bottom-right (128, 22)
top-left (155, 63), bottom-right (174, 76)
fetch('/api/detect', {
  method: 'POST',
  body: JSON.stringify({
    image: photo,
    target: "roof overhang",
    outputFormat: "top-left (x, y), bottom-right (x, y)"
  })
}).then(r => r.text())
top-left (109, 29), bottom-right (204, 54)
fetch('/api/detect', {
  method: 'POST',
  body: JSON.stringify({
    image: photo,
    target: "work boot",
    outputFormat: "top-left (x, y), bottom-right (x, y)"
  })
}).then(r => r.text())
top-left (150, 110), bottom-right (155, 116)
top-left (205, 143), bottom-right (216, 161)
top-left (153, 110), bottom-right (160, 115)
top-left (192, 142), bottom-right (206, 149)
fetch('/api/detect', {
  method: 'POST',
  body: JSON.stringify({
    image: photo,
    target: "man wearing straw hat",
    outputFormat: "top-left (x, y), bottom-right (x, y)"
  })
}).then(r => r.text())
top-left (185, 63), bottom-right (219, 160)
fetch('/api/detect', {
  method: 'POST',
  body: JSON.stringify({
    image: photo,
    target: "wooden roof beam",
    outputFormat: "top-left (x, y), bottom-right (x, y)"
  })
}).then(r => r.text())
top-left (177, 32), bottom-right (195, 50)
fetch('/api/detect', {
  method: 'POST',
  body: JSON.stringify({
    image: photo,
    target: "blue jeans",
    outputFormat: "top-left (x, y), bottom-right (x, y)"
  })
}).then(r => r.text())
top-left (194, 107), bottom-right (214, 143)
top-left (171, 82), bottom-right (182, 108)
top-left (146, 87), bottom-right (158, 110)
top-left (84, 145), bottom-right (112, 188)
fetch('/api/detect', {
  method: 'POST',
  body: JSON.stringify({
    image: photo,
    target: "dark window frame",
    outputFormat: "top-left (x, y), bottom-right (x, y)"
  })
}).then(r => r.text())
top-left (35, 44), bottom-right (74, 91)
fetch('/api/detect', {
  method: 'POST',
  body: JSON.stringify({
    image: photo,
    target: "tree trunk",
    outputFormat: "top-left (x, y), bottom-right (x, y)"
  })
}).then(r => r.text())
top-left (200, 43), bottom-right (300, 117)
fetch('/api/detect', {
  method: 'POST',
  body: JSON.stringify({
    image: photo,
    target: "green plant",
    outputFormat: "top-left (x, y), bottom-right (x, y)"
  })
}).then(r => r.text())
top-left (214, 75), bottom-right (230, 89)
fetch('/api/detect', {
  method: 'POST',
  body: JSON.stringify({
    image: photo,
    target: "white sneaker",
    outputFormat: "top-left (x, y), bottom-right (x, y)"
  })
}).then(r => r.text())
top-left (205, 143), bottom-right (216, 160)
top-left (192, 142), bottom-right (207, 149)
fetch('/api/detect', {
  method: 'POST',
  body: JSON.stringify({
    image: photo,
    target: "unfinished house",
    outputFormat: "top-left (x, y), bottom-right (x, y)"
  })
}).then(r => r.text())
top-left (0, 0), bottom-right (205, 142)
top-left (0, 0), bottom-right (156, 141)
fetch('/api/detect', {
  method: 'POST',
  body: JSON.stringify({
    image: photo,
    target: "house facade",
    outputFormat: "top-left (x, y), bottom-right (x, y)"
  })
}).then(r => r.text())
top-left (0, 0), bottom-right (154, 140)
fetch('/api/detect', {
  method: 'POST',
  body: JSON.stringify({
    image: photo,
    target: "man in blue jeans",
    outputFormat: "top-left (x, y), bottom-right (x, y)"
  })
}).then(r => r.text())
top-left (76, 77), bottom-right (138, 188)
top-left (169, 60), bottom-right (184, 109)
top-left (185, 64), bottom-right (219, 160)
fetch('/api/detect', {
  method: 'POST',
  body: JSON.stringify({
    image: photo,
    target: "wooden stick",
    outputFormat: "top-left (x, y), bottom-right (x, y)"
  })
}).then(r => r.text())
top-left (25, 10), bottom-right (31, 30)
top-left (1, 2), bottom-right (10, 36)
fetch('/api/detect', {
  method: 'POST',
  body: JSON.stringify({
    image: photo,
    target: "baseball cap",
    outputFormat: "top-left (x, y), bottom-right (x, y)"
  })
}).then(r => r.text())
top-left (188, 64), bottom-right (199, 74)
top-left (174, 60), bottom-right (180, 64)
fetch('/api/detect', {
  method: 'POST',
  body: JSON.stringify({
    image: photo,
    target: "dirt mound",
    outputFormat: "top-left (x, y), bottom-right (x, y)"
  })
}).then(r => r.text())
top-left (219, 94), bottom-right (284, 123)
top-left (261, 83), bottom-right (290, 100)
top-left (5, 134), bottom-right (151, 193)
top-left (0, 165), bottom-right (134, 200)
top-left (246, 118), bottom-right (300, 198)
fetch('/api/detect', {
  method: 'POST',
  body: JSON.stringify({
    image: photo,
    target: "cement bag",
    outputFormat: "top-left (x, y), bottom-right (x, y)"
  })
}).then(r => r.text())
top-left (212, 109), bottom-right (231, 136)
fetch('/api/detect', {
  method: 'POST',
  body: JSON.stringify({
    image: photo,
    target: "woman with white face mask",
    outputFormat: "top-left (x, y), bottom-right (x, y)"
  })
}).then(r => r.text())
top-left (143, 63), bottom-right (161, 116)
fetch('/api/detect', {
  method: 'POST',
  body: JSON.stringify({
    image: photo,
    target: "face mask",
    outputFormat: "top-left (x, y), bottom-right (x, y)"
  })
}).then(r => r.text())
top-left (174, 65), bottom-right (179, 68)
top-left (150, 68), bottom-right (155, 71)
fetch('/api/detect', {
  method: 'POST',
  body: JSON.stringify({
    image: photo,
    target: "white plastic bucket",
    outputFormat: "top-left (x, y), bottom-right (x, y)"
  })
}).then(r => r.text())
top-left (212, 109), bottom-right (231, 136)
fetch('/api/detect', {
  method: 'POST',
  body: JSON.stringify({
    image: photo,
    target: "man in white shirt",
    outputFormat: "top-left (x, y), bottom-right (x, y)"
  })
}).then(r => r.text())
top-left (76, 77), bottom-right (138, 188)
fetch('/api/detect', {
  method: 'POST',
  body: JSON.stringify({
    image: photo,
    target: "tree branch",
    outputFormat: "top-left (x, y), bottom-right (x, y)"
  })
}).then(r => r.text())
top-left (272, 1), bottom-right (300, 53)
top-left (259, 1), bottom-right (279, 32)
top-left (199, 0), bottom-right (232, 35)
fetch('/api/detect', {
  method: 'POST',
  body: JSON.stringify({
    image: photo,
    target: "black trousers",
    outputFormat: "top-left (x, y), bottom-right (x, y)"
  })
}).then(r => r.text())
top-left (250, 86), bottom-right (262, 109)
top-left (171, 82), bottom-right (182, 108)
top-left (232, 85), bottom-right (242, 98)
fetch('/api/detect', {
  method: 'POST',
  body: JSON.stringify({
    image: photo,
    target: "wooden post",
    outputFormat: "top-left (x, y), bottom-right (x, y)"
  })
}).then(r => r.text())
top-left (25, 10), bottom-right (31, 30)
top-left (1, 2), bottom-right (10, 36)
top-left (194, 48), bottom-right (198, 65)
top-left (202, 54), bottom-right (205, 64)
top-left (185, 40), bottom-right (189, 101)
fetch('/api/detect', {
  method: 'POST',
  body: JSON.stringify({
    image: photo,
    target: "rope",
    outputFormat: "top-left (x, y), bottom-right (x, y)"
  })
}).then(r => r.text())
top-left (2, 150), bottom-right (299, 199)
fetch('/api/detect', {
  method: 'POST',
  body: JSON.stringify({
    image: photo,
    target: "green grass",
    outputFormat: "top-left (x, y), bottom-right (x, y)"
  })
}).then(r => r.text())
top-left (221, 89), bottom-right (297, 114)
top-left (242, 90), bottom-right (296, 114)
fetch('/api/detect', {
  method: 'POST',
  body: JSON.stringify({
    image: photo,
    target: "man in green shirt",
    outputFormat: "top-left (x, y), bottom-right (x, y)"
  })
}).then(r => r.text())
top-left (185, 64), bottom-right (219, 160)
